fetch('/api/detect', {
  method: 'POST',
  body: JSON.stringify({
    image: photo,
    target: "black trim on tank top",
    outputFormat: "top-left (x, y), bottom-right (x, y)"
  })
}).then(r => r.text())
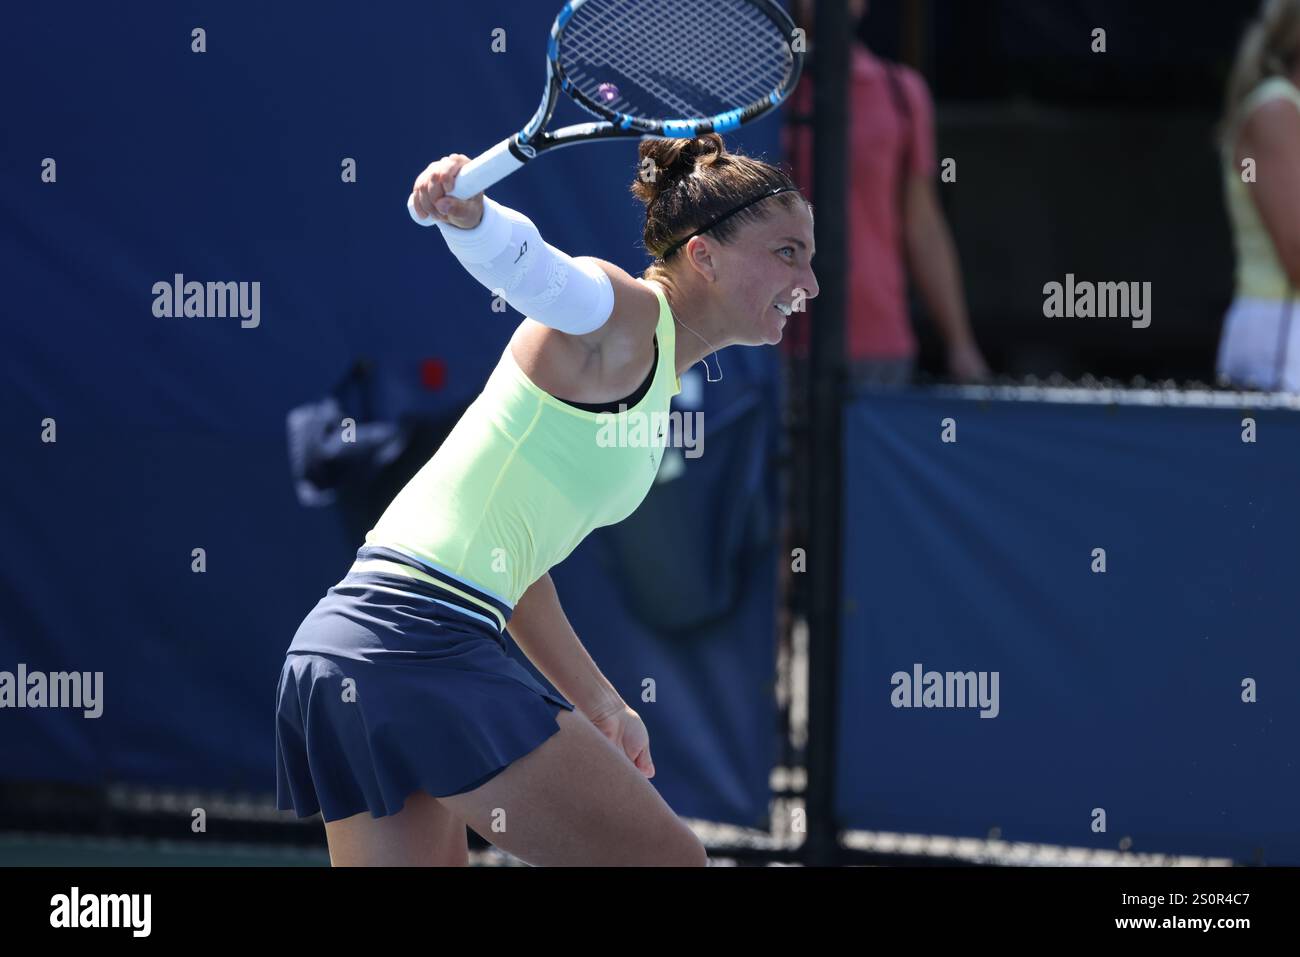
top-left (555, 336), bottom-right (658, 413)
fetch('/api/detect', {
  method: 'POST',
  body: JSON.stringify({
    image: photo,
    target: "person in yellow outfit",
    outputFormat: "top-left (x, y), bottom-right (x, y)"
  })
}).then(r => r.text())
top-left (1217, 0), bottom-right (1300, 391)
top-left (275, 133), bottom-right (818, 865)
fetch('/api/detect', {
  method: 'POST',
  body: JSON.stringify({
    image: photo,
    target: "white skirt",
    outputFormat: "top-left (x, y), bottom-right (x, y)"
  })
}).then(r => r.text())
top-left (1216, 296), bottom-right (1300, 392)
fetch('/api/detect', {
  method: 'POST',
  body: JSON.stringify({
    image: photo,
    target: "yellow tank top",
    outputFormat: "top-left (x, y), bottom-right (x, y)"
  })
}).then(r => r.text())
top-left (1223, 76), bottom-right (1300, 301)
top-left (362, 277), bottom-right (681, 624)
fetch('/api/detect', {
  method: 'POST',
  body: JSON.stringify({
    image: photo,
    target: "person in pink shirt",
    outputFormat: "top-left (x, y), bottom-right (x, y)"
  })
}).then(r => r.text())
top-left (785, 0), bottom-right (989, 386)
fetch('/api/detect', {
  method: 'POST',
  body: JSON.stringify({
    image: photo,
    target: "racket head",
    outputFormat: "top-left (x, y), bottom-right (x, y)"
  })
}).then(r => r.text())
top-left (547, 0), bottom-right (803, 139)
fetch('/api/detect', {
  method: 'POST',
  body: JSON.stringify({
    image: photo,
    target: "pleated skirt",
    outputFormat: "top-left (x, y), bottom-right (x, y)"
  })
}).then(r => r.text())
top-left (275, 545), bottom-right (574, 823)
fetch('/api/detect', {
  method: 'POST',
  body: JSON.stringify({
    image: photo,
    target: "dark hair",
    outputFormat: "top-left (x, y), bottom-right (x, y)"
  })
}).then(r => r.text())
top-left (629, 133), bottom-right (806, 285)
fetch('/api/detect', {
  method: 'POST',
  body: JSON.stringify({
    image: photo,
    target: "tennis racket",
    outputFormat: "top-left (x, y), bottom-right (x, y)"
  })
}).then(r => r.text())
top-left (407, 0), bottom-right (803, 225)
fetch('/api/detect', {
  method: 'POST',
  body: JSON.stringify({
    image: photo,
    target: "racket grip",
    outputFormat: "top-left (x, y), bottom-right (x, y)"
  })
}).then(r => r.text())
top-left (407, 137), bottom-right (527, 226)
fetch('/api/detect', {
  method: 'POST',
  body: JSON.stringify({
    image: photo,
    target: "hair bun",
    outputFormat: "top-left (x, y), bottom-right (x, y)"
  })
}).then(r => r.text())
top-left (630, 132), bottom-right (728, 206)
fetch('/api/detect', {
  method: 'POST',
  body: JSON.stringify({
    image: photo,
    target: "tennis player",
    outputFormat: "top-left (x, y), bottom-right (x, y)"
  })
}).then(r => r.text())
top-left (275, 132), bottom-right (818, 866)
top-left (1216, 0), bottom-right (1300, 391)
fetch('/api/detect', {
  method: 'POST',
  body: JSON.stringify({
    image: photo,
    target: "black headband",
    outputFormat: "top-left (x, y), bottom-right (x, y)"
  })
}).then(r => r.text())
top-left (656, 185), bottom-right (798, 262)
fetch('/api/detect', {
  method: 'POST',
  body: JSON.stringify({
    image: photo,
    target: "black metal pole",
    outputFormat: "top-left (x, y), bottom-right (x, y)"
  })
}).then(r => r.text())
top-left (804, 0), bottom-right (850, 867)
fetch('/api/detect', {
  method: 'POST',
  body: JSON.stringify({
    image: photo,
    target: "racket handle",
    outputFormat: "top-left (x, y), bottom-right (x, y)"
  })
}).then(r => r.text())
top-left (407, 136), bottom-right (528, 226)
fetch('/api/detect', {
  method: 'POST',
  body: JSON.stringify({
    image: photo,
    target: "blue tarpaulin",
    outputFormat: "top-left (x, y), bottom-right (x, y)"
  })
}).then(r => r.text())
top-left (838, 390), bottom-right (1300, 863)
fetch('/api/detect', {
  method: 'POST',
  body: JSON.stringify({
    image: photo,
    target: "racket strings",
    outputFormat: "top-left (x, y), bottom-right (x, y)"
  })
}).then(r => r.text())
top-left (559, 0), bottom-right (793, 121)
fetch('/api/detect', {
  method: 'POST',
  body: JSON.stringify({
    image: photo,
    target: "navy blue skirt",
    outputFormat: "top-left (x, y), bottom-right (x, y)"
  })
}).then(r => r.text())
top-left (275, 545), bottom-right (575, 823)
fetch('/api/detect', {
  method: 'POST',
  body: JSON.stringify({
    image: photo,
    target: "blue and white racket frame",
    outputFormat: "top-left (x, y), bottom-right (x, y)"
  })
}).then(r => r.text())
top-left (409, 0), bottom-right (804, 223)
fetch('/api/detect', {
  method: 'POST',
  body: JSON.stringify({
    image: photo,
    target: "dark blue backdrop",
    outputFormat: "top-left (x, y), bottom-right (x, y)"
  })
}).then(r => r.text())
top-left (1, 2), bottom-right (784, 829)
top-left (839, 390), bottom-right (1300, 864)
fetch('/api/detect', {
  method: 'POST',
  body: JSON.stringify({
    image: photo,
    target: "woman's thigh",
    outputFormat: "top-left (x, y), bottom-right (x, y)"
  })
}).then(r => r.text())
top-left (436, 707), bottom-right (707, 867)
top-left (324, 789), bottom-right (469, 866)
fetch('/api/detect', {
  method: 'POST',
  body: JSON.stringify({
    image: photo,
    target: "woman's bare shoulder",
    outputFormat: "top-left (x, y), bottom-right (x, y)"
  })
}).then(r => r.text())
top-left (578, 257), bottom-right (661, 343)
top-left (508, 259), bottom-right (661, 401)
top-left (1239, 95), bottom-right (1300, 145)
